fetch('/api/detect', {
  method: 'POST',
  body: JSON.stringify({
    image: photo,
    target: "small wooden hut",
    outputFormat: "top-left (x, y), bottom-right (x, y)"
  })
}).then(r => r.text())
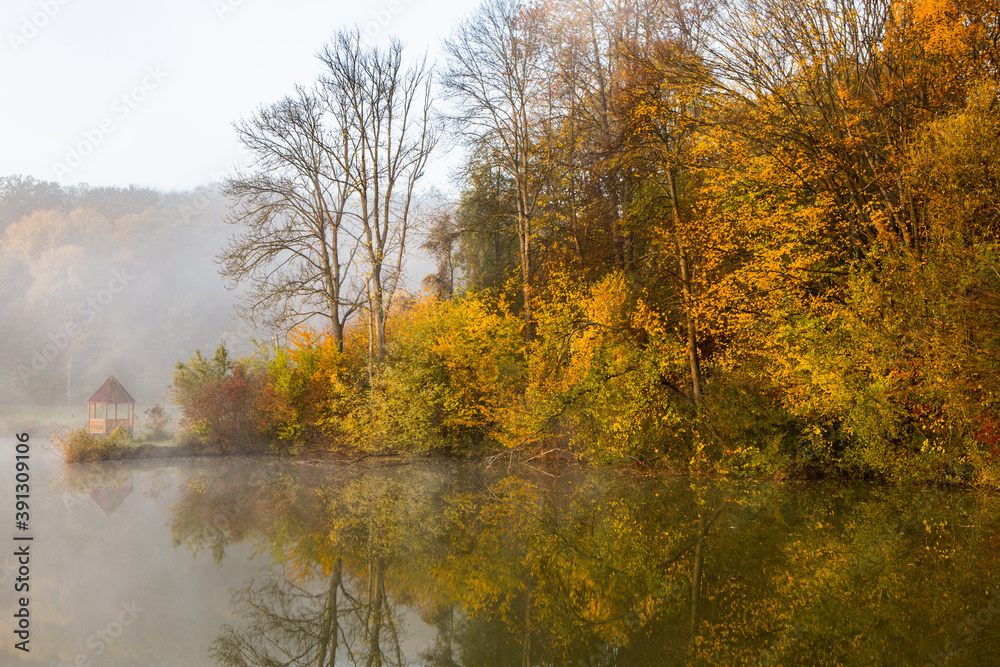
top-left (86, 375), bottom-right (136, 435)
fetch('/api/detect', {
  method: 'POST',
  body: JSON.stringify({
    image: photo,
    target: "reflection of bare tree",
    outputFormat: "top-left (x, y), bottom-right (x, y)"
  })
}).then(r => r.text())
top-left (212, 556), bottom-right (408, 667)
top-left (418, 605), bottom-right (460, 667)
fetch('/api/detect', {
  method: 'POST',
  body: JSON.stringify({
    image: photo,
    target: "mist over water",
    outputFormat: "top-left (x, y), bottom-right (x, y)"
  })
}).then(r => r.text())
top-left (0, 438), bottom-right (269, 666)
top-left (2, 438), bottom-right (999, 666)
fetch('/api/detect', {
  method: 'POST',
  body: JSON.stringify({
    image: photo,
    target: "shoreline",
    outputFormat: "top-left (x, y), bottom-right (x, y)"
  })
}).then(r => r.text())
top-left (48, 436), bottom-right (996, 491)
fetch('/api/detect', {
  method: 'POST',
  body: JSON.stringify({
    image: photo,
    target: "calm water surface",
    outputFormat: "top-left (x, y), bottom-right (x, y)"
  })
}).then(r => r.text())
top-left (3, 438), bottom-right (999, 666)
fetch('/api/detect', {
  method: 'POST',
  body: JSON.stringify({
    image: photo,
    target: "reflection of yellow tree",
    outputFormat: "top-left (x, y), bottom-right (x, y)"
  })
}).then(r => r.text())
top-left (440, 477), bottom-right (730, 664)
top-left (167, 462), bottom-right (1000, 665)
top-left (171, 464), bottom-right (452, 665)
top-left (689, 485), bottom-right (1000, 666)
top-left (170, 464), bottom-right (730, 663)
top-left (169, 462), bottom-right (271, 562)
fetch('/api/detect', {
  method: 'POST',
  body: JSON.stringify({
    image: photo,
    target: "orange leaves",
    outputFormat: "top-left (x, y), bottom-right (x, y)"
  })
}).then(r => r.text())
top-left (260, 327), bottom-right (358, 449)
top-left (902, 0), bottom-right (995, 63)
top-left (424, 295), bottom-right (525, 436)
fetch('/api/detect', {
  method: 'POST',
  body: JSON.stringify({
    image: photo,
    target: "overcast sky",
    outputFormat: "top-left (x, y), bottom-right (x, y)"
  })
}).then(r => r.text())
top-left (0, 0), bottom-right (473, 194)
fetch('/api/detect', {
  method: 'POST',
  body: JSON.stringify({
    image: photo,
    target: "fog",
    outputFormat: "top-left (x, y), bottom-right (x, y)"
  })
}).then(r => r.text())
top-left (0, 444), bottom-right (274, 666)
top-left (0, 175), bottom-right (260, 407)
top-left (0, 174), bottom-right (441, 409)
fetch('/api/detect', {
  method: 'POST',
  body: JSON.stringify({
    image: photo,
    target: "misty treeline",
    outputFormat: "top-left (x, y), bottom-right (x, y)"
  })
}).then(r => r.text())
top-left (0, 175), bottom-right (254, 405)
top-left (176, 0), bottom-right (1000, 486)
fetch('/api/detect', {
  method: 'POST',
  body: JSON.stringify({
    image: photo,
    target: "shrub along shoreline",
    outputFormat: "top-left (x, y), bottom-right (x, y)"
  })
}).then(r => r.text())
top-left (52, 281), bottom-right (1000, 489)
top-left (128, 283), bottom-right (999, 488)
top-left (50, 425), bottom-right (270, 463)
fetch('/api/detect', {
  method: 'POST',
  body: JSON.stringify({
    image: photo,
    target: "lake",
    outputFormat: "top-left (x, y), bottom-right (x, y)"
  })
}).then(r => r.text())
top-left (3, 437), bottom-right (999, 666)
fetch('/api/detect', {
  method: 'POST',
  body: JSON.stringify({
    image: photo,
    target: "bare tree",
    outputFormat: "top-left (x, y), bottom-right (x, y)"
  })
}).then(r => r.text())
top-left (319, 30), bottom-right (436, 360)
top-left (442, 0), bottom-right (547, 339)
top-left (218, 86), bottom-right (361, 350)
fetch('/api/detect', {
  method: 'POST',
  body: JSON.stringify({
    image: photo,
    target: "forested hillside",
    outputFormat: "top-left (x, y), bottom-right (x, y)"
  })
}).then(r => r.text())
top-left (0, 175), bottom-right (253, 405)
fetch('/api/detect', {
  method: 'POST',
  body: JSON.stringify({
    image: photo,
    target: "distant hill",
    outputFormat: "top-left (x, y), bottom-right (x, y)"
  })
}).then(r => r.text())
top-left (0, 175), bottom-right (258, 406)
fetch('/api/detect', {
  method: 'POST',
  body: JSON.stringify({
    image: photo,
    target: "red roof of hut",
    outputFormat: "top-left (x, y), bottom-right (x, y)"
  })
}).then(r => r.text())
top-left (86, 375), bottom-right (136, 404)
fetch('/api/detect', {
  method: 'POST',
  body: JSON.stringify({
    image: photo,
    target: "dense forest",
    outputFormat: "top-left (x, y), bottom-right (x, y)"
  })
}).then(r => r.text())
top-left (169, 0), bottom-right (1000, 487)
top-left (0, 175), bottom-right (255, 405)
top-left (13, 0), bottom-right (1000, 486)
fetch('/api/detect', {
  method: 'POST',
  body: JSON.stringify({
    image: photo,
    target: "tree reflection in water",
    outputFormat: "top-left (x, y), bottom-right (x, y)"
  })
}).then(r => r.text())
top-left (166, 461), bottom-right (730, 665)
top-left (212, 556), bottom-right (406, 667)
top-left (160, 460), bottom-right (1000, 666)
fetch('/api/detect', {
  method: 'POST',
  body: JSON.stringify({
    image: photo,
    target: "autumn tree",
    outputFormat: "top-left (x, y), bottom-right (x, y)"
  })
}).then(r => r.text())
top-left (451, 149), bottom-right (522, 296)
top-left (498, 0), bottom-right (719, 410)
top-left (689, 0), bottom-right (1000, 460)
top-left (172, 344), bottom-right (265, 451)
top-left (533, 0), bottom-right (680, 274)
top-left (617, 34), bottom-right (717, 410)
top-left (443, 0), bottom-right (549, 338)
top-left (699, 0), bottom-right (1000, 259)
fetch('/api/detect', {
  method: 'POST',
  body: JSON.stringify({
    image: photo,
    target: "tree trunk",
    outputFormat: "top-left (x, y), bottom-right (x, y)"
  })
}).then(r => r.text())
top-left (518, 179), bottom-right (534, 341)
top-left (690, 514), bottom-right (705, 634)
top-left (365, 556), bottom-right (385, 667)
top-left (666, 167), bottom-right (703, 409)
top-left (522, 585), bottom-right (532, 667)
top-left (317, 558), bottom-right (342, 667)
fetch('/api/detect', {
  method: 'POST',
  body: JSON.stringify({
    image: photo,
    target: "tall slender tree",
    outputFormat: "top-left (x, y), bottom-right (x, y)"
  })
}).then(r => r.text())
top-left (319, 29), bottom-right (436, 360)
top-left (220, 30), bottom-right (434, 359)
top-left (443, 0), bottom-right (547, 339)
